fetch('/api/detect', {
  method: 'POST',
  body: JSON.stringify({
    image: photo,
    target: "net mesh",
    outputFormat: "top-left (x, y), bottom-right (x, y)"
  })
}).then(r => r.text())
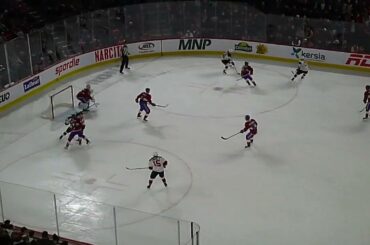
top-left (40, 86), bottom-right (75, 120)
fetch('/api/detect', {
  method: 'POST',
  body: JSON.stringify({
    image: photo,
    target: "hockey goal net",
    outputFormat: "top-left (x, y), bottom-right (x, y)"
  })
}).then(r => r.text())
top-left (41, 85), bottom-right (75, 120)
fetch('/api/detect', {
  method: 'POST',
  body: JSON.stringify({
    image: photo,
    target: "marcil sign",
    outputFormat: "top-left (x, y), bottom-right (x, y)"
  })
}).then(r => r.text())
top-left (95, 45), bottom-right (122, 62)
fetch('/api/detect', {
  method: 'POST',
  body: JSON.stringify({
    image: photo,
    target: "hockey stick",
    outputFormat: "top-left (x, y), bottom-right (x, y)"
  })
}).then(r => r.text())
top-left (232, 65), bottom-right (240, 75)
top-left (156, 104), bottom-right (169, 108)
top-left (221, 132), bottom-right (241, 140)
top-left (125, 167), bottom-right (149, 170)
top-left (359, 106), bottom-right (366, 112)
top-left (89, 101), bottom-right (100, 108)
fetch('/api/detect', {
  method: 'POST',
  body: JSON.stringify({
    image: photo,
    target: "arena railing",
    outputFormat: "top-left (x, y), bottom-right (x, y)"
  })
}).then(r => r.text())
top-left (0, 180), bottom-right (200, 245)
top-left (0, 1), bottom-right (369, 90)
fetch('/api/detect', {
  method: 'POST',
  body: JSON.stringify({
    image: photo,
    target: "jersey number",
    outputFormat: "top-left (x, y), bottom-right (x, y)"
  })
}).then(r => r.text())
top-left (153, 159), bottom-right (161, 166)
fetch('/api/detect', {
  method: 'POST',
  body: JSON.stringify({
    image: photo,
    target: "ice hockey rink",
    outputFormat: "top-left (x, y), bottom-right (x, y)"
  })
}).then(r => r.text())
top-left (0, 56), bottom-right (370, 245)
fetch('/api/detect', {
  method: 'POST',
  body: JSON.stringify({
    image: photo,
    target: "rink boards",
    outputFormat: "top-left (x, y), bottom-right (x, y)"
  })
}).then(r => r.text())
top-left (0, 38), bottom-right (369, 113)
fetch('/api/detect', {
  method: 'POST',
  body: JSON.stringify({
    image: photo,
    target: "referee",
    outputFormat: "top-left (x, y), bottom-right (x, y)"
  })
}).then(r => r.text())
top-left (120, 40), bottom-right (130, 74)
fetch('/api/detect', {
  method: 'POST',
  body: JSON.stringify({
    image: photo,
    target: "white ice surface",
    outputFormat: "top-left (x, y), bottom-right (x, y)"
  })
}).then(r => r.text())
top-left (0, 56), bottom-right (370, 245)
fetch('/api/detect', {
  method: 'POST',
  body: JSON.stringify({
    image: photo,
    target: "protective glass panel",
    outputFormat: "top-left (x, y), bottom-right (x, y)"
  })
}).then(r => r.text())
top-left (115, 206), bottom-right (178, 245)
top-left (0, 181), bottom-right (58, 233)
top-left (0, 44), bottom-right (9, 89)
top-left (56, 194), bottom-right (116, 245)
top-left (6, 36), bottom-right (32, 83)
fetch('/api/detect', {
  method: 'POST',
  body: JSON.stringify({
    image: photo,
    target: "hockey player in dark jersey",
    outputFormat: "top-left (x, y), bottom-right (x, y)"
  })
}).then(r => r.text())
top-left (135, 88), bottom-right (156, 121)
top-left (241, 61), bottom-right (256, 86)
top-left (59, 113), bottom-right (77, 140)
top-left (240, 115), bottom-right (258, 148)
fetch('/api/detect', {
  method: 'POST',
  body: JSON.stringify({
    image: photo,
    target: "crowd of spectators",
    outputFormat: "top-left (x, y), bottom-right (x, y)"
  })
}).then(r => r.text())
top-left (0, 0), bottom-right (369, 88)
top-left (1, 0), bottom-right (369, 43)
top-left (0, 220), bottom-right (69, 245)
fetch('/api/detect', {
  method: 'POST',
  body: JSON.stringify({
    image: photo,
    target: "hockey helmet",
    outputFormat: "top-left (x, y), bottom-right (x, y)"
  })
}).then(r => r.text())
top-left (245, 115), bottom-right (250, 121)
top-left (245, 61), bottom-right (249, 66)
top-left (153, 152), bottom-right (159, 157)
top-left (366, 85), bottom-right (370, 90)
top-left (145, 88), bottom-right (150, 93)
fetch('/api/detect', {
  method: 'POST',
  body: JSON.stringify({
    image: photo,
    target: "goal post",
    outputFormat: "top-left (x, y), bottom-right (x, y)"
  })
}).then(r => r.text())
top-left (41, 85), bottom-right (75, 120)
top-left (50, 85), bottom-right (74, 119)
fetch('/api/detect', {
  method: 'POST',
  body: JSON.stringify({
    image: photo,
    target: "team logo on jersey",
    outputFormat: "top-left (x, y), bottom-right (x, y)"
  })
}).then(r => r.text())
top-left (138, 42), bottom-right (155, 53)
top-left (256, 44), bottom-right (268, 54)
top-left (291, 47), bottom-right (326, 61)
top-left (23, 76), bottom-right (40, 92)
top-left (0, 92), bottom-right (10, 104)
top-left (234, 42), bottom-right (252, 52)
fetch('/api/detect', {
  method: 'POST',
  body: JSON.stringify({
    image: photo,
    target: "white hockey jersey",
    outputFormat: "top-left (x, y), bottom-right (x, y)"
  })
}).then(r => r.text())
top-left (298, 62), bottom-right (309, 72)
top-left (222, 53), bottom-right (232, 62)
top-left (149, 156), bottom-right (167, 172)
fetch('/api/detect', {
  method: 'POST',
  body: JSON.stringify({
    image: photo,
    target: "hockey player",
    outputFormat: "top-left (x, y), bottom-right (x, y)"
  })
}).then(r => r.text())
top-left (147, 152), bottom-right (168, 189)
top-left (77, 84), bottom-right (95, 111)
top-left (239, 115), bottom-right (258, 148)
top-left (59, 113), bottom-right (77, 140)
top-left (363, 85), bottom-right (370, 120)
top-left (291, 59), bottom-right (308, 81)
top-left (241, 61), bottom-right (256, 86)
top-left (65, 112), bottom-right (90, 149)
top-left (75, 112), bottom-right (90, 145)
top-left (135, 88), bottom-right (156, 121)
top-left (221, 50), bottom-right (236, 74)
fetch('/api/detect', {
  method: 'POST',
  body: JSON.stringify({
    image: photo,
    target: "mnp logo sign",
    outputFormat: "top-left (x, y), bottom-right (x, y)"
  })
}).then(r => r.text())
top-left (346, 54), bottom-right (370, 67)
top-left (178, 39), bottom-right (212, 50)
top-left (291, 47), bottom-right (326, 61)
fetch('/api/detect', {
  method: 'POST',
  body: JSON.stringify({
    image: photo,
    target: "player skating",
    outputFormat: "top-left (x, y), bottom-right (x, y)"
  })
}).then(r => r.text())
top-left (147, 152), bottom-right (168, 189)
top-left (221, 50), bottom-right (238, 74)
top-left (241, 61), bottom-right (256, 86)
top-left (77, 84), bottom-right (95, 111)
top-left (65, 112), bottom-right (90, 149)
top-left (291, 59), bottom-right (308, 81)
top-left (239, 115), bottom-right (258, 148)
top-left (59, 113), bottom-right (77, 140)
top-left (362, 85), bottom-right (370, 120)
top-left (135, 88), bottom-right (156, 121)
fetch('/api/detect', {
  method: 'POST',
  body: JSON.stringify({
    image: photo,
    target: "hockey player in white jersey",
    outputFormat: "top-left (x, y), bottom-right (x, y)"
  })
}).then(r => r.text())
top-left (291, 59), bottom-right (309, 81)
top-left (221, 50), bottom-right (237, 74)
top-left (147, 152), bottom-right (168, 189)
